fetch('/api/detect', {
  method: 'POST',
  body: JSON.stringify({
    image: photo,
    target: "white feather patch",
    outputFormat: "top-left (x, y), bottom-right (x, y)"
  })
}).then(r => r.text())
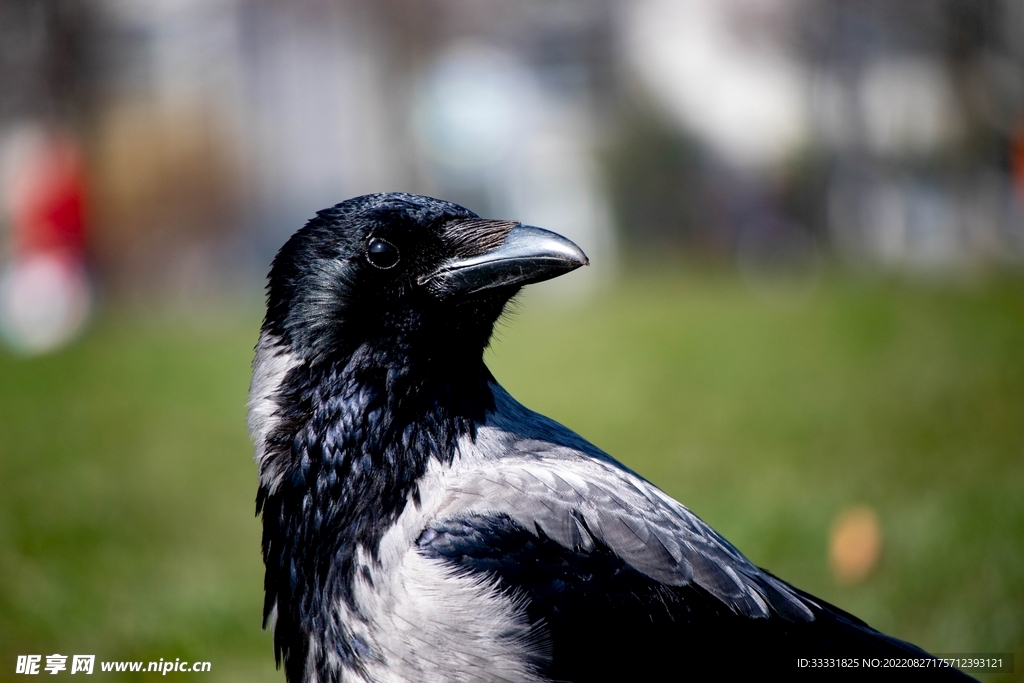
top-left (332, 457), bottom-right (548, 683)
top-left (248, 331), bottom-right (302, 493)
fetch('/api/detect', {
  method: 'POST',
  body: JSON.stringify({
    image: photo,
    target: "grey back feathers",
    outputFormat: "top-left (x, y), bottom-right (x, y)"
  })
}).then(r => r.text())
top-left (446, 385), bottom-right (816, 622)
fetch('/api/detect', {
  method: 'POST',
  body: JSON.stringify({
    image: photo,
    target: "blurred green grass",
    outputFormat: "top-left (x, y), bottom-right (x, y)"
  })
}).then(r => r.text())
top-left (1, 270), bottom-right (1022, 681)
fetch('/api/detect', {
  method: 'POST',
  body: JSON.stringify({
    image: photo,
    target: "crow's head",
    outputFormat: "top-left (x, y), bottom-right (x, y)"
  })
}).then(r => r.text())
top-left (252, 195), bottom-right (583, 681)
top-left (261, 193), bottom-right (587, 366)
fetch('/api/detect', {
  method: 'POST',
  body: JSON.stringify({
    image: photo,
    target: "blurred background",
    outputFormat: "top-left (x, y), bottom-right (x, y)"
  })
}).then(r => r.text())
top-left (1, 0), bottom-right (1022, 680)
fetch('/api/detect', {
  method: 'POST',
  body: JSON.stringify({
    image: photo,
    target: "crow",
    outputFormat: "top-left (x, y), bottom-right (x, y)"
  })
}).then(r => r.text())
top-left (250, 193), bottom-right (974, 682)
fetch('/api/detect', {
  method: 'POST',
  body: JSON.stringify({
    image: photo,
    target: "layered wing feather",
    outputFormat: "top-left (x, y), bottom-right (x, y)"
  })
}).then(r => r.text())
top-left (432, 445), bottom-right (811, 622)
top-left (415, 384), bottom-right (974, 681)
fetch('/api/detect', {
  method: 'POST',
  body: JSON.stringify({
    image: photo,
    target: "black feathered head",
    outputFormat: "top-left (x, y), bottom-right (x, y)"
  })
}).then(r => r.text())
top-left (261, 193), bottom-right (587, 366)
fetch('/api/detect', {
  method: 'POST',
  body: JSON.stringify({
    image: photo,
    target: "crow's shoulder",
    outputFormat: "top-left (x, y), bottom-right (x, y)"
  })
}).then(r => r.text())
top-left (430, 383), bottom-right (813, 620)
top-left (413, 385), bottom-right (972, 681)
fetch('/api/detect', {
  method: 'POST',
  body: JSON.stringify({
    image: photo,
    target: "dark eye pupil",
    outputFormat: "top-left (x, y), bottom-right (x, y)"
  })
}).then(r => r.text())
top-left (367, 239), bottom-right (400, 269)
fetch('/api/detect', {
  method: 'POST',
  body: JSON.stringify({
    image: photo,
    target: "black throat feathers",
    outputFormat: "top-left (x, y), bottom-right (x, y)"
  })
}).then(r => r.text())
top-left (256, 343), bottom-right (495, 681)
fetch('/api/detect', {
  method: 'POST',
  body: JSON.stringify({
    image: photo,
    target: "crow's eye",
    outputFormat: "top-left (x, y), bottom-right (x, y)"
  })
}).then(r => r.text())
top-left (367, 238), bottom-right (400, 269)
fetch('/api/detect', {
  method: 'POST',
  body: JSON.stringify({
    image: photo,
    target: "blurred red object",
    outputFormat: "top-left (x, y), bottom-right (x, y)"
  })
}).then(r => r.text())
top-left (8, 131), bottom-right (87, 259)
top-left (1012, 120), bottom-right (1024, 206)
top-left (0, 127), bottom-right (92, 355)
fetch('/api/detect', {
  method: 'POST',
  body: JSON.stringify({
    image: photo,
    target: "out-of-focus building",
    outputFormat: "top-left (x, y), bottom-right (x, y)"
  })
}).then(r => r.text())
top-left (8, 0), bottom-right (617, 305)
top-left (1, 0), bottom-right (1023, 349)
top-left (621, 0), bottom-right (1024, 268)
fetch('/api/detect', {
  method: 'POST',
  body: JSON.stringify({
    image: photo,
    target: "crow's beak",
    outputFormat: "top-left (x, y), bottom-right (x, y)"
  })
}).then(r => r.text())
top-left (424, 223), bottom-right (589, 297)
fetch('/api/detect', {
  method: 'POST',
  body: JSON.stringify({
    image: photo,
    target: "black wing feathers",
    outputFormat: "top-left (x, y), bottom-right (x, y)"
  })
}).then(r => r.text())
top-left (419, 514), bottom-right (974, 682)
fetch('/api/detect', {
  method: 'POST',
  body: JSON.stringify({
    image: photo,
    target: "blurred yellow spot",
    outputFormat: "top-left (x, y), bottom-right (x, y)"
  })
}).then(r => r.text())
top-left (829, 505), bottom-right (882, 585)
